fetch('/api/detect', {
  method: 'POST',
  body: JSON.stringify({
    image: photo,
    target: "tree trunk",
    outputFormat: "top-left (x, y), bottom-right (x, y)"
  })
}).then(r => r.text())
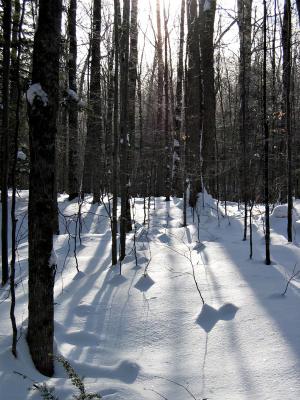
top-left (199, 0), bottom-right (217, 194)
top-left (68, 0), bottom-right (80, 200)
top-left (1, 0), bottom-right (12, 287)
top-left (263, 0), bottom-right (270, 264)
top-left (27, 0), bottom-right (62, 376)
top-left (237, 0), bottom-right (253, 240)
top-left (83, 0), bottom-right (102, 203)
top-left (282, 0), bottom-right (293, 242)
top-left (119, 0), bottom-right (131, 262)
top-left (112, 0), bottom-right (121, 266)
top-left (186, 0), bottom-right (202, 207)
top-left (173, 0), bottom-right (185, 197)
top-left (128, 0), bottom-right (138, 189)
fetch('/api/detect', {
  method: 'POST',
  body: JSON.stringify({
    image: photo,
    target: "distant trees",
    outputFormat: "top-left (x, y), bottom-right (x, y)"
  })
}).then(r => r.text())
top-left (26, 0), bottom-right (62, 376)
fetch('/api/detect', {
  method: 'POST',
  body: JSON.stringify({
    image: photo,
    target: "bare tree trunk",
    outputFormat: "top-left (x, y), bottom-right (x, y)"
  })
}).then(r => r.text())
top-left (128, 0), bottom-right (138, 189)
top-left (112, 0), bottom-right (120, 266)
top-left (27, 0), bottom-right (62, 376)
top-left (237, 0), bottom-right (253, 240)
top-left (164, 4), bottom-right (171, 201)
top-left (263, 0), bottom-right (270, 264)
top-left (83, 0), bottom-right (102, 203)
top-left (282, 0), bottom-right (293, 242)
top-left (173, 0), bottom-right (185, 197)
top-left (155, 0), bottom-right (165, 196)
top-left (186, 0), bottom-right (202, 207)
top-left (1, 0), bottom-right (12, 287)
top-left (199, 0), bottom-right (216, 194)
top-left (119, 0), bottom-right (131, 262)
top-left (68, 0), bottom-right (80, 200)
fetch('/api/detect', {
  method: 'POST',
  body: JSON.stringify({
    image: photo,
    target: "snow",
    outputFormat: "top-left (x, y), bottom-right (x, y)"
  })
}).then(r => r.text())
top-left (26, 83), bottom-right (48, 107)
top-left (66, 88), bottom-right (80, 102)
top-left (49, 247), bottom-right (58, 267)
top-left (203, 0), bottom-right (211, 12)
top-left (17, 150), bottom-right (27, 161)
top-left (2, 192), bottom-right (300, 399)
top-left (271, 204), bottom-right (299, 219)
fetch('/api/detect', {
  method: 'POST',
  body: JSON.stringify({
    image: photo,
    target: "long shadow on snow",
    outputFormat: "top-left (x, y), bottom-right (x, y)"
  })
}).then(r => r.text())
top-left (204, 214), bottom-right (300, 363)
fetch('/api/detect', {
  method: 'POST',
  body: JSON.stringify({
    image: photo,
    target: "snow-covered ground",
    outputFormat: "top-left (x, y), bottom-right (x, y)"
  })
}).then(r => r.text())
top-left (1, 191), bottom-right (300, 399)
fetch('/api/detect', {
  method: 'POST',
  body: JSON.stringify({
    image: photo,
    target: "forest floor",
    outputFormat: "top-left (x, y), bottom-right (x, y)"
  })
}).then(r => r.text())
top-left (1, 191), bottom-right (300, 399)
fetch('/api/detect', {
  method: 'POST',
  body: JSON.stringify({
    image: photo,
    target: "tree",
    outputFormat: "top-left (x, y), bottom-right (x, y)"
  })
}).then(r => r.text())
top-left (119, 0), bottom-right (131, 262)
top-left (173, 0), bottom-right (185, 198)
top-left (26, 0), bottom-right (62, 376)
top-left (237, 0), bottom-right (253, 240)
top-left (68, 0), bottom-right (80, 200)
top-left (199, 0), bottom-right (217, 194)
top-left (186, 0), bottom-right (202, 207)
top-left (112, 0), bottom-right (121, 266)
top-left (128, 0), bottom-right (138, 185)
top-left (263, 0), bottom-right (270, 264)
top-left (282, 0), bottom-right (293, 242)
top-left (83, 0), bottom-right (102, 203)
top-left (1, 0), bottom-right (12, 286)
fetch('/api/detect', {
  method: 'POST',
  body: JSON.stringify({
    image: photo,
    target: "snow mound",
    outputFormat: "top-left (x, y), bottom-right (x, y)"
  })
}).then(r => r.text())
top-left (271, 205), bottom-right (299, 219)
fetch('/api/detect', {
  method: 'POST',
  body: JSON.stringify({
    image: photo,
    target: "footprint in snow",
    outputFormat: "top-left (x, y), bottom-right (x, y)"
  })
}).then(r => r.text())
top-left (196, 303), bottom-right (239, 333)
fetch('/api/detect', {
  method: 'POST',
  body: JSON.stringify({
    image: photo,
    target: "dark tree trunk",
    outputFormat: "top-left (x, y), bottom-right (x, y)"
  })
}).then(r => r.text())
top-left (199, 0), bottom-right (217, 194)
top-left (83, 0), bottom-right (102, 203)
top-left (27, 0), bottom-right (62, 376)
top-left (186, 0), bottom-right (202, 207)
top-left (263, 0), bottom-right (270, 264)
top-left (1, 0), bottom-right (12, 287)
top-left (282, 0), bottom-right (293, 242)
top-left (155, 0), bottom-right (165, 196)
top-left (112, 0), bottom-right (121, 266)
top-left (119, 0), bottom-right (131, 262)
top-left (68, 0), bottom-right (80, 200)
top-left (164, 5), bottom-right (171, 201)
top-left (237, 0), bottom-right (252, 240)
top-left (128, 0), bottom-right (138, 187)
top-left (173, 0), bottom-right (185, 197)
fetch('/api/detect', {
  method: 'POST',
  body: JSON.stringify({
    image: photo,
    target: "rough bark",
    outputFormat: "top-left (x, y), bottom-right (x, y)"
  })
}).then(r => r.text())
top-left (27, 0), bottom-right (62, 376)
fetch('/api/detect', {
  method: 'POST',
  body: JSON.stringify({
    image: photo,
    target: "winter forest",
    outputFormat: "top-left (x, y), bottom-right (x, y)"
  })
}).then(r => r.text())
top-left (1, 0), bottom-right (300, 398)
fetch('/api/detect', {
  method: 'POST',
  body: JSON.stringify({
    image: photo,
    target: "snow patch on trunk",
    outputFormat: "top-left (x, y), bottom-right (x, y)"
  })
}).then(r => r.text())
top-left (26, 83), bottom-right (48, 107)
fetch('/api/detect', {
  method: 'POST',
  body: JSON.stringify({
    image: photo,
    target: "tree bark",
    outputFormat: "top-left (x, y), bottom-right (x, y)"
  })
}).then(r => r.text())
top-left (27, 0), bottom-right (62, 376)
top-left (237, 0), bottom-right (252, 240)
top-left (119, 0), bottom-right (131, 262)
top-left (186, 0), bottom-right (202, 207)
top-left (282, 0), bottom-right (293, 242)
top-left (68, 0), bottom-right (80, 200)
top-left (199, 0), bottom-right (217, 194)
top-left (1, 0), bottom-right (12, 286)
top-left (83, 0), bottom-right (102, 203)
